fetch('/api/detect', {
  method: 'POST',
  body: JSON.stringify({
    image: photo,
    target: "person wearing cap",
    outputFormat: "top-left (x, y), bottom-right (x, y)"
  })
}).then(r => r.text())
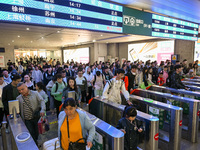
top-left (157, 70), bottom-right (165, 85)
top-left (186, 69), bottom-right (194, 78)
top-left (116, 106), bottom-right (143, 150)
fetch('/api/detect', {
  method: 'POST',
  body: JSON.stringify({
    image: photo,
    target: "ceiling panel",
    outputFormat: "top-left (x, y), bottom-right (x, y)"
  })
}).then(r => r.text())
top-left (0, 22), bottom-right (161, 49)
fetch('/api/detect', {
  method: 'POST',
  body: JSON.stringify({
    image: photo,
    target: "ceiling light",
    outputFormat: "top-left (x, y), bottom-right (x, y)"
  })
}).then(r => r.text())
top-left (12, 40), bottom-right (14, 42)
top-left (106, 42), bottom-right (108, 43)
top-left (18, 35), bottom-right (20, 38)
top-left (101, 34), bottom-right (103, 36)
top-left (93, 40), bottom-right (96, 42)
top-left (26, 28), bottom-right (29, 30)
top-left (8, 43), bottom-right (10, 45)
top-left (41, 37), bottom-right (44, 39)
top-left (31, 41), bottom-right (33, 43)
top-left (57, 31), bottom-right (60, 33)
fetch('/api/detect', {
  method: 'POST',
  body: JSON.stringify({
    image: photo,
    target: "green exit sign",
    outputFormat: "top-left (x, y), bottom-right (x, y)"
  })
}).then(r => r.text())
top-left (123, 7), bottom-right (152, 36)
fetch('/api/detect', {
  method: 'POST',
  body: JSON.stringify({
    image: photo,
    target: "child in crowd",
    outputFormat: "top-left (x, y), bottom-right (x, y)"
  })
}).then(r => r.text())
top-left (116, 106), bottom-right (143, 150)
top-left (157, 71), bottom-right (165, 85)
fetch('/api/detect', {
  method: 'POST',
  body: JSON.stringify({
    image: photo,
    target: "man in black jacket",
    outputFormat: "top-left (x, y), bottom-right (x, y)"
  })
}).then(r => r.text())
top-left (2, 74), bottom-right (21, 131)
top-left (126, 65), bottom-right (138, 92)
top-left (170, 65), bottom-right (188, 90)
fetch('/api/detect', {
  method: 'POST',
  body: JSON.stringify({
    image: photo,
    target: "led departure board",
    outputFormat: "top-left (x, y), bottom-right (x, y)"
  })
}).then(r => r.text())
top-left (0, 0), bottom-right (123, 33)
top-left (152, 14), bottom-right (199, 41)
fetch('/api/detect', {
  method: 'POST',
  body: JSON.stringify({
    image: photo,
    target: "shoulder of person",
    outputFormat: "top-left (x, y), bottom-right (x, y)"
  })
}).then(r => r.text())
top-left (58, 111), bottom-right (66, 120)
top-left (16, 94), bottom-right (22, 100)
top-left (76, 109), bottom-right (87, 118)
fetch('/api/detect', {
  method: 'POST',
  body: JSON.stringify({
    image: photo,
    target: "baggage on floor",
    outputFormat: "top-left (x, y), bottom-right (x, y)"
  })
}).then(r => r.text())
top-left (43, 137), bottom-right (61, 150)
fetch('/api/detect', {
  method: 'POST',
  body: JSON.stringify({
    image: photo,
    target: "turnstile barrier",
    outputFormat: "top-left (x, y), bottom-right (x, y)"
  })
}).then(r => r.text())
top-left (89, 98), bottom-right (159, 150)
top-left (132, 88), bottom-right (199, 143)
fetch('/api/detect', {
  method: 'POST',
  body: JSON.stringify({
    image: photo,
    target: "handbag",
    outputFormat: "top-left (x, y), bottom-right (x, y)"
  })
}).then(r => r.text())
top-left (67, 116), bottom-right (87, 150)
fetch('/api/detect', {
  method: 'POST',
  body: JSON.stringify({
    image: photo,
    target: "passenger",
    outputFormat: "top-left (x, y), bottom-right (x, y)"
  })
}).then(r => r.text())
top-left (2, 69), bottom-right (12, 84)
top-left (83, 66), bottom-right (94, 104)
top-left (75, 69), bottom-right (88, 106)
top-left (116, 106), bottom-right (143, 150)
top-left (0, 74), bottom-right (8, 131)
top-left (46, 76), bottom-right (57, 115)
top-left (103, 66), bottom-right (114, 82)
top-left (170, 65), bottom-right (188, 90)
top-left (24, 74), bottom-right (34, 90)
top-left (126, 65), bottom-right (138, 92)
top-left (51, 74), bottom-right (66, 118)
top-left (36, 82), bottom-right (49, 110)
top-left (32, 65), bottom-right (43, 86)
top-left (186, 69), bottom-right (194, 78)
top-left (16, 82), bottom-right (45, 144)
top-left (102, 69), bottom-right (132, 105)
top-left (163, 66), bottom-right (168, 83)
top-left (157, 71), bottom-right (165, 85)
top-left (43, 65), bottom-right (55, 86)
top-left (93, 71), bottom-right (105, 97)
top-left (62, 77), bottom-right (81, 106)
top-left (147, 67), bottom-right (154, 85)
top-left (93, 64), bottom-right (102, 75)
top-left (58, 98), bottom-right (95, 150)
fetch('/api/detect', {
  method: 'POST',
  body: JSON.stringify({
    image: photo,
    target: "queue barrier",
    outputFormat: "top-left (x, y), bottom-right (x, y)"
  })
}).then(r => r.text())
top-left (89, 97), bottom-right (159, 150)
top-left (132, 88), bottom-right (199, 143)
top-left (129, 95), bottom-right (182, 150)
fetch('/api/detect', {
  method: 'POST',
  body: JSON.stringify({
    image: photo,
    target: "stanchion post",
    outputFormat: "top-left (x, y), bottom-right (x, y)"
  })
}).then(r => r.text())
top-left (1, 121), bottom-right (8, 150)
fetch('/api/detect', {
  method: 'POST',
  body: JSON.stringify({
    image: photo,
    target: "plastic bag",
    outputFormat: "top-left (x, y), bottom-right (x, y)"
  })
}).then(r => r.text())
top-left (38, 116), bottom-right (49, 134)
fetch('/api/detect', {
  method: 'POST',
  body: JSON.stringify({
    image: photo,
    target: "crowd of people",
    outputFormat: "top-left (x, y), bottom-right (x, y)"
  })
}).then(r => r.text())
top-left (0, 56), bottom-right (199, 150)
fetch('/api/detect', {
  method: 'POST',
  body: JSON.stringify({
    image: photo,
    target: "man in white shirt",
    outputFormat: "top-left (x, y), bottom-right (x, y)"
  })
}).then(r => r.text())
top-left (32, 65), bottom-right (43, 85)
top-left (102, 69), bottom-right (132, 125)
top-left (102, 69), bottom-right (132, 105)
top-left (0, 74), bottom-right (8, 131)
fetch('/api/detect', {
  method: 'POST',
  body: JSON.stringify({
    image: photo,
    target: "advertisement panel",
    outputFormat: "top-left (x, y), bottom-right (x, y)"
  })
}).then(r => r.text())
top-left (128, 40), bottom-right (174, 64)
top-left (194, 39), bottom-right (200, 65)
top-left (64, 47), bottom-right (89, 63)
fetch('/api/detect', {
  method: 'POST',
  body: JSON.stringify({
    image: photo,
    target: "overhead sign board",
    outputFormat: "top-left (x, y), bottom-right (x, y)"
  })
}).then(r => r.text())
top-left (123, 7), bottom-right (152, 36)
top-left (0, 0), bottom-right (123, 33)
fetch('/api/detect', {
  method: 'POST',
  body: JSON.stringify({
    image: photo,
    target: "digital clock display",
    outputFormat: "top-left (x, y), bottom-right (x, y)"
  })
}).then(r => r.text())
top-left (0, 0), bottom-right (123, 33)
top-left (152, 14), bottom-right (199, 41)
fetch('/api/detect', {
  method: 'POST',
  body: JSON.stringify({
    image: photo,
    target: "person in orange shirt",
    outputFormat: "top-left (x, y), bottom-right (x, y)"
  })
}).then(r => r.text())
top-left (58, 98), bottom-right (95, 150)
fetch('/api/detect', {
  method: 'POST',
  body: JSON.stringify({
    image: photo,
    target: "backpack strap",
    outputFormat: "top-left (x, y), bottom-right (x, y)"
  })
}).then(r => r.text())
top-left (107, 79), bottom-right (114, 94)
top-left (93, 75), bottom-right (96, 85)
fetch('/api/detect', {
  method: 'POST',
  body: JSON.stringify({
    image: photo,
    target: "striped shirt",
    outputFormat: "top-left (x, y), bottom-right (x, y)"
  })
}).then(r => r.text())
top-left (23, 96), bottom-right (33, 120)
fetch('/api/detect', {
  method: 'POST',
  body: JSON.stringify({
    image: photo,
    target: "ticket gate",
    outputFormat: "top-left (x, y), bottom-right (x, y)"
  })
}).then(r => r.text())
top-left (183, 78), bottom-right (200, 82)
top-left (186, 85), bottom-right (200, 91)
top-left (182, 80), bottom-right (200, 86)
top-left (89, 98), bottom-right (159, 150)
top-left (128, 95), bottom-right (182, 150)
top-left (132, 88), bottom-right (199, 143)
top-left (148, 85), bottom-right (200, 98)
top-left (79, 108), bottom-right (124, 150)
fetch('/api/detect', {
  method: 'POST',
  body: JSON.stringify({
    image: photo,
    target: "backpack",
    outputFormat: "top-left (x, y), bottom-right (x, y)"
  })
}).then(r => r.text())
top-left (107, 78), bottom-right (124, 94)
top-left (93, 74), bottom-right (104, 86)
top-left (55, 81), bottom-right (66, 92)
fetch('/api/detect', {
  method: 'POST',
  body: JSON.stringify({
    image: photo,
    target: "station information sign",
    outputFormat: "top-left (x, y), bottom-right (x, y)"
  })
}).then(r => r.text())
top-left (0, 0), bottom-right (123, 33)
top-left (152, 14), bottom-right (199, 41)
top-left (123, 7), bottom-right (152, 36)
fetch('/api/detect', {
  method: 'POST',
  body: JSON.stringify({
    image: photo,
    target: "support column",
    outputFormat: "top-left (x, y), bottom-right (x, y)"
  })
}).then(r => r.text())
top-left (174, 40), bottom-right (195, 63)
